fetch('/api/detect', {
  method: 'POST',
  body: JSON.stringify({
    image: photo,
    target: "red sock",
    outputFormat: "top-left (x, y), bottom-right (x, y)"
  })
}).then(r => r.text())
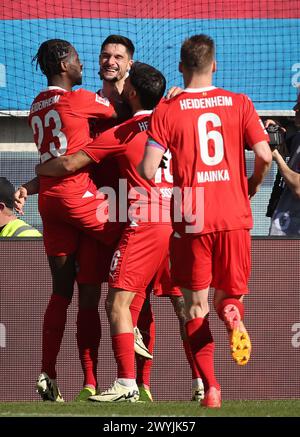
top-left (182, 340), bottom-right (201, 379)
top-left (216, 298), bottom-right (245, 321)
top-left (136, 303), bottom-right (155, 387)
top-left (112, 333), bottom-right (135, 379)
top-left (76, 308), bottom-right (101, 388)
top-left (42, 294), bottom-right (71, 379)
top-left (130, 294), bottom-right (145, 327)
top-left (185, 318), bottom-right (220, 392)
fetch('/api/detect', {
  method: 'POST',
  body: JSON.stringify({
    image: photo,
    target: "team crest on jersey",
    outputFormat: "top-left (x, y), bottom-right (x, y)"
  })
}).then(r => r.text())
top-left (95, 94), bottom-right (110, 107)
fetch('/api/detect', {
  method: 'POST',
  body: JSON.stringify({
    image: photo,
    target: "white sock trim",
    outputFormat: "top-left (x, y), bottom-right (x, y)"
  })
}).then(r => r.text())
top-left (117, 378), bottom-right (137, 388)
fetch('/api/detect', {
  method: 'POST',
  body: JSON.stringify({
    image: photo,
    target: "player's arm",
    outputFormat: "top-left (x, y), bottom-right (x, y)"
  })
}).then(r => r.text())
top-left (248, 140), bottom-right (272, 199)
top-left (271, 148), bottom-right (300, 198)
top-left (35, 133), bottom-right (127, 177)
top-left (35, 151), bottom-right (92, 177)
top-left (138, 137), bottom-right (165, 180)
top-left (243, 96), bottom-right (273, 198)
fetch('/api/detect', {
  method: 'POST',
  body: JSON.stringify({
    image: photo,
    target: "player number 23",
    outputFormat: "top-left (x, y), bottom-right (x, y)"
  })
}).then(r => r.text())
top-left (31, 110), bottom-right (67, 163)
top-left (198, 112), bottom-right (224, 166)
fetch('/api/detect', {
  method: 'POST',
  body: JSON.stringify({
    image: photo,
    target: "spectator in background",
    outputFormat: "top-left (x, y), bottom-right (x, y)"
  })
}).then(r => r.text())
top-left (0, 177), bottom-right (41, 237)
top-left (139, 34), bottom-right (272, 408)
top-left (267, 95), bottom-right (300, 236)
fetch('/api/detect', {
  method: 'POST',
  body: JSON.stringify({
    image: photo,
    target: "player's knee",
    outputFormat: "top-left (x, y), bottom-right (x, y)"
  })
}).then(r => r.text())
top-left (170, 296), bottom-right (187, 321)
top-left (78, 284), bottom-right (100, 309)
top-left (105, 298), bottom-right (113, 317)
top-left (48, 254), bottom-right (76, 300)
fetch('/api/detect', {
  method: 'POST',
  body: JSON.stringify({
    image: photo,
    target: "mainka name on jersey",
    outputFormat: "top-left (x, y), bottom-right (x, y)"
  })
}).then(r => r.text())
top-left (180, 95), bottom-right (233, 110)
top-left (30, 95), bottom-right (60, 114)
top-left (197, 169), bottom-right (230, 183)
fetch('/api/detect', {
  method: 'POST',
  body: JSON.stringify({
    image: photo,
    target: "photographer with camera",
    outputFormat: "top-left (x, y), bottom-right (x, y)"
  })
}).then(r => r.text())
top-left (266, 94), bottom-right (300, 236)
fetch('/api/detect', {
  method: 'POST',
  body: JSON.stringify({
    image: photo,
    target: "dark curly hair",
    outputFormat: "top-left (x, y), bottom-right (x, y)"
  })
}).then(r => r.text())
top-left (32, 39), bottom-right (74, 77)
top-left (128, 62), bottom-right (166, 109)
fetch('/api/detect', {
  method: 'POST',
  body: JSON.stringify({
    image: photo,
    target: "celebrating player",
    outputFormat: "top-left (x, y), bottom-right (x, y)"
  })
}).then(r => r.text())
top-left (139, 34), bottom-right (272, 408)
top-left (36, 61), bottom-right (205, 402)
top-left (25, 38), bottom-right (122, 402)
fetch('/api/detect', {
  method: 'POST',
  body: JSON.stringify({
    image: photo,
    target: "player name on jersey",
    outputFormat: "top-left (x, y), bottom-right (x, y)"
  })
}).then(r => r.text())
top-left (197, 169), bottom-right (230, 183)
top-left (179, 95), bottom-right (233, 110)
top-left (30, 95), bottom-right (61, 113)
top-left (138, 120), bottom-right (148, 131)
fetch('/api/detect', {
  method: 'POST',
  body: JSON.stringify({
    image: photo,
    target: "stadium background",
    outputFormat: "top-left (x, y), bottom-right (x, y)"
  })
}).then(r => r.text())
top-left (0, 0), bottom-right (300, 401)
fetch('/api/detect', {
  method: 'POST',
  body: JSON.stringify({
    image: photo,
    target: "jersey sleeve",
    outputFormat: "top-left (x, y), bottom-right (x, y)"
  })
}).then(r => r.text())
top-left (242, 95), bottom-right (269, 147)
top-left (147, 101), bottom-right (170, 151)
top-left (71, 89), bottom-right (116, 120)
top-left (83, 126), bottom-right (126, 163)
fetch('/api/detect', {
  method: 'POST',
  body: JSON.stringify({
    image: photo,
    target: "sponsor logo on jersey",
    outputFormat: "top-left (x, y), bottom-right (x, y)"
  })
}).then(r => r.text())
top-left (95, 94), bottom-right (110, 107)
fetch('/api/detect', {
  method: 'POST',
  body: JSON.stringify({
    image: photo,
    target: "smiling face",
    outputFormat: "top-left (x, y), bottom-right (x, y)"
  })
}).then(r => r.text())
top-left (99, 43), bottom-right (133, 84)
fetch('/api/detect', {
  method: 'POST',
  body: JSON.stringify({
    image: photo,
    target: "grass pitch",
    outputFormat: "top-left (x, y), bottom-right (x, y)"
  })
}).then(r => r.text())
top-left (0, 400), bottom-right (300, 417)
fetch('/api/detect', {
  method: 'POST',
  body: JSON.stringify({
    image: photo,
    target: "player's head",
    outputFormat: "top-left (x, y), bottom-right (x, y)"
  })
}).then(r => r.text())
top-left (179, 34), bottom-right (216, 75)
top-left (33, 39), bottom-right (82, 85)
top-left (0, 177), bottom-right (15, 212)
top-left (122, 61), bottom-right (166, 110)
top-left (99, 34), bottom-right (135, 83)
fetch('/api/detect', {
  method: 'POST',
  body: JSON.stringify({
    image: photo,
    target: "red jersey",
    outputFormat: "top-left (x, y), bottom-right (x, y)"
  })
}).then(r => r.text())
top-left (90, 88), bottom-right (127, 194)
top-left (29, 86), bottom-right (115, 197)
top-left (83, 111), bottom-right (173, 224)
top-left (147, 86), bottom-right (269, 234)
top-left (90, 89), bottom-right (132, 137)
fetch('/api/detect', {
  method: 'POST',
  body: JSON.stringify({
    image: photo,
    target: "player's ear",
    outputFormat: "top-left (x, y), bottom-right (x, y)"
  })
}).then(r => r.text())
top-left (178, 61), bottom-right (183, 73)
top-left (60, 60), bottom-right (68, 73)
top-left (212, 60), bottom-right (217, 73)
top-left (127, 59), bottom-right (134, 71)
top-left (130, 88), bottom-right (137, 99)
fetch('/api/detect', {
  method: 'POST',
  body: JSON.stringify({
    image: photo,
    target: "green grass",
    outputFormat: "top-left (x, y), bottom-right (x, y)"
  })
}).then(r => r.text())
top-left (0, 400), bottom-right (300, 417)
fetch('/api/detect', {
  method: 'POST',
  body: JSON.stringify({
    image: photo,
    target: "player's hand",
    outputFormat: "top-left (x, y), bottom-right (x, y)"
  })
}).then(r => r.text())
top-left (14, 186), bottom-right (28, 215)
top-left (165, 86), bottom-right (183, 99)
top-left (247, 176), bottom-right (260, 199)
top-left (264, 119), bottom-right (286, 133)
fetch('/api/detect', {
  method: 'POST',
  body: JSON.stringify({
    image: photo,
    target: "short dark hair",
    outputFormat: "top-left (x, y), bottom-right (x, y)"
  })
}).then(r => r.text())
top-left (181, 34), bottom-right (215, 73)
top-left (100, 34), bottom-right (135, 58)
top-left (33, 39), bottom-right (74, 77)
top-left (128, 62), bottom-right (166, 110)
top-left (0, 177), bottom-right (15, 209)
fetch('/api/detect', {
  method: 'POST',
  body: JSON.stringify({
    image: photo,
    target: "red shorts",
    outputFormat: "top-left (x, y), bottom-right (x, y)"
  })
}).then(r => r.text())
top-left (109, 223), bottom-right (172, 296)
top-left (170, 229), bottom-right (251, 295)
top-left (39, 193), bottom-right (122, 256)
top-left (76, 234), bottom-right (115, 285)
top-left (152, 255), bottom-right (182, 297)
